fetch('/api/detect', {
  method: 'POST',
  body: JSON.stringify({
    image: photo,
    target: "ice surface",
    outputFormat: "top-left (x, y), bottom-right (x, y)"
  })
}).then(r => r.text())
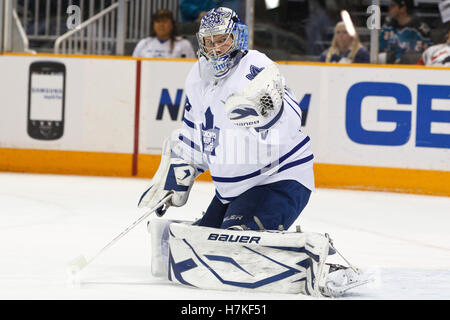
top-left (0, 172), bottom-right (449, 300)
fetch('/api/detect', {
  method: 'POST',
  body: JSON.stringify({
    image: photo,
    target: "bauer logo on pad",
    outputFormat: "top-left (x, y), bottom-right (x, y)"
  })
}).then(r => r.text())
top-left (208, 233), bottom-right (261, 244)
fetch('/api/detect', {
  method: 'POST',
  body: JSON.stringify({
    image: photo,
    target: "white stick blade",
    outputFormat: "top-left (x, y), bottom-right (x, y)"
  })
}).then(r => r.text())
top-left (67, 255), bottom-right (88, 275)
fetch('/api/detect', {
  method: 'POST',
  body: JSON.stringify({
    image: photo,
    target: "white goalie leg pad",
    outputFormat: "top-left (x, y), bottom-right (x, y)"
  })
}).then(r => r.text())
top-left (164, 222), bottom-right (332, 297)
top-left (147, 218), bottom-right (194, 278)
top-left (148, 218), bottom-right (171, 278)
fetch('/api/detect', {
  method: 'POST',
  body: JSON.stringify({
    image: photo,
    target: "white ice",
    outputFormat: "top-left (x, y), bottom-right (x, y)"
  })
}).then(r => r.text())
top-left (0, 172), bottom-right (449, 300)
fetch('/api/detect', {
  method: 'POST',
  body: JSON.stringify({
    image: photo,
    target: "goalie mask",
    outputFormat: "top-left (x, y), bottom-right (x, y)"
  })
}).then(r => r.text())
top-left (197, 7), bottom-right (249, 78)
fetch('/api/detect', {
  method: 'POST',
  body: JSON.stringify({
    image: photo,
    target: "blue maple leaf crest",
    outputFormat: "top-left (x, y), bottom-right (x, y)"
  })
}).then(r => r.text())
top-left (201, 107), bottom-right (220, 161)
top-left (246, 65), bottom-right (265, 80)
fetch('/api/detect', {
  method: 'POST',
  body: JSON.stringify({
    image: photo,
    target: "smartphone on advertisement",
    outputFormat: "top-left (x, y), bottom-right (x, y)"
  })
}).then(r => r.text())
top-left (27, 61), bottom-right (66, 140)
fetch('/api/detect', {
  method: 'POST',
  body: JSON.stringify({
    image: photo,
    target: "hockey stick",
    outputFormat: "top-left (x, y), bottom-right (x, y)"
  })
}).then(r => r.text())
top-left (67, 193), bottom-right (173, 276)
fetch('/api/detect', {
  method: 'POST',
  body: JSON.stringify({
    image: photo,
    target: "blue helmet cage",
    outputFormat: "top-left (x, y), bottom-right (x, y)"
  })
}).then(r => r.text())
top-left (197, 8), bottom-right (249, 77)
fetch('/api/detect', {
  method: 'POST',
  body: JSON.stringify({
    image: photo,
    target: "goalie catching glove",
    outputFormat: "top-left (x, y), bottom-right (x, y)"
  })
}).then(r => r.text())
top-left (138, 134), bottom-right (198, 216)
top-left (225, 63), bottom-right (285, 129)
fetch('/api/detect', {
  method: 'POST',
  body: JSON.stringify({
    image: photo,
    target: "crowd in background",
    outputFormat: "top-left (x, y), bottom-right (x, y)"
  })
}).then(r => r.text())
top-left (13, 0), bottom-right (450, 67)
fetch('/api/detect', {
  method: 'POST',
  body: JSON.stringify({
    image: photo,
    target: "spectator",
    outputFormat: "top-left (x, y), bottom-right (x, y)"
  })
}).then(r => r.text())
top-left (304, 0), bottom-right (332, 56)
top-left (133, 9), bottom-right (196, 58)
top-left (379, 0), bottom-right (431, 64)
top-left (180, 0), bottom-right (244, 23)
top-left (319, 21), bottom-right (370, 63)
top-left (417, 24), bottom-right (450, 67)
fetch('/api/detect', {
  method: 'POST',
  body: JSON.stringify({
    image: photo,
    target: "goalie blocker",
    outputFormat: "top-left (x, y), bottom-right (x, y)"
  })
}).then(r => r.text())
top-left (148, 219), bottom-right (370, 297)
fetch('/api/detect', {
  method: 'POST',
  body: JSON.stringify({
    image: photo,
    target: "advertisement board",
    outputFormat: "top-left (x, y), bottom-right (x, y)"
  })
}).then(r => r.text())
top-left (139, 61), bottom-right (450, 172)
top-left (0, 55), bottom-right (136, 153)
top-left (279, 64), bottom-right (450, 171)
top-left (0, 54), bottom-right (136, 176)
top-left (0, 54), bottom-right (448, 194)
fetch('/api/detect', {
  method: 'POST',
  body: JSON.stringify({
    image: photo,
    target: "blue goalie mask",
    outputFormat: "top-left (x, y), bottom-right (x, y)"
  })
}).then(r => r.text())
top-left (197, 7), bottom-right (249, 78)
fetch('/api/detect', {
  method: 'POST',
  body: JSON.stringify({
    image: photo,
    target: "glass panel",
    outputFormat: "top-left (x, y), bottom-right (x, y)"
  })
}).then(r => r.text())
top-left (252, 0), bottom-right (445, 64)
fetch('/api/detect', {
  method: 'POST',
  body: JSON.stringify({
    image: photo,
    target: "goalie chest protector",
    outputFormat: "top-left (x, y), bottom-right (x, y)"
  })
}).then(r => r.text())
top-left (180, 50), bottom-right (315, 202)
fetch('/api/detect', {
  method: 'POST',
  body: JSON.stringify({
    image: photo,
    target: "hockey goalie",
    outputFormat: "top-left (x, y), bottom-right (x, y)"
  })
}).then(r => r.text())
top-left (138, 7), bottom-right (370, 298)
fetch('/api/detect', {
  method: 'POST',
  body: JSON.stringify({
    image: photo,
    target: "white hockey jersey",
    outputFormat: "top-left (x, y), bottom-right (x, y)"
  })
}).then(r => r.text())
top-left (421, 43), bottom-right (450, 67)
top-left (133, 36), bottom-right (196, 58)
top-left (175, 50), bottom-right (315, 203)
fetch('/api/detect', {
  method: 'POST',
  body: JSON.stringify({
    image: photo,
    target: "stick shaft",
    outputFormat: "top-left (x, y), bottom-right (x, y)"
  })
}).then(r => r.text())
top-left (84, 194), bottom-right (173, 268)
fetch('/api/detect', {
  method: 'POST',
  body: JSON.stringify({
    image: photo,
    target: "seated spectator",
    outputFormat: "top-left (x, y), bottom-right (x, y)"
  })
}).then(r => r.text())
top-left (417, 24), bottom-right (450, 67)
top-left (133, 9), bottom-right (196, 58)
top-left (180, 0), bottom-right (244, 23)
top-left (319, 22), bottom-right (370, 63)
top-left (379, 0), bottom-right (431, 64)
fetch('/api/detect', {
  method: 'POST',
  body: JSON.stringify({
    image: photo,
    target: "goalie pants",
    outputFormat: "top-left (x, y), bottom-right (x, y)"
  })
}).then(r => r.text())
top-left (196, 180), bottom-right (311, 231)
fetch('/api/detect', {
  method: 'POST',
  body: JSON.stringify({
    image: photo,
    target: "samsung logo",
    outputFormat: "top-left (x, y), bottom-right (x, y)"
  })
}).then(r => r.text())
top-left (208, 233), bottom-right (261, 244)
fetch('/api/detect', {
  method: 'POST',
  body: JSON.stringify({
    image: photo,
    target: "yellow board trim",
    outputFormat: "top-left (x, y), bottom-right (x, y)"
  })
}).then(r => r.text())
top-left (0, 148), bottom-right (133, 177)
top-left (0, 149), bottom-right (448, 196)
top-left (1, 52), bottom-right (197, 62)
top-left (138, 155), bottom-right (450, 196)
top-left (275, 60), bottom-right (450, 71)
top-left (3, 52), bottom-right (449, 70)
top-left (314, 163), bottom-right (450, 197)
top-left (3, 52), bottom-right (138, 61)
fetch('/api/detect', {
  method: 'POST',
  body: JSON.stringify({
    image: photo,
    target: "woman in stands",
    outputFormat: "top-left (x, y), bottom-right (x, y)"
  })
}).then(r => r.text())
top-left (133, 9), bottom-right (196, 58)
top-left (319, 21), bottom-right (370, 64)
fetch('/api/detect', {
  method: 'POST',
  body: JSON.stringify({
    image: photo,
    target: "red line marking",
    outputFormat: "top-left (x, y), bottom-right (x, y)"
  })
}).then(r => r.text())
top-left (132, 60), bottom-right (141, 176)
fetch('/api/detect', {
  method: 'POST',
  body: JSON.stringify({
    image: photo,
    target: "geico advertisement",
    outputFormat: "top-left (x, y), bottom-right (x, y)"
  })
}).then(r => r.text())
top-left (140, 62), bottom-right (449, 171)
top-left (0, 56), bottom-right (136, 153)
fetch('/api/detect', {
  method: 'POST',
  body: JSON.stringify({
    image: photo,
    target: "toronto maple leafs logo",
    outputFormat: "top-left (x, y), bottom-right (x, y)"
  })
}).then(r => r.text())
top-left (246, 65), bottom-right (265, 80)
top-left (201, 107), bottom-right (220, 162)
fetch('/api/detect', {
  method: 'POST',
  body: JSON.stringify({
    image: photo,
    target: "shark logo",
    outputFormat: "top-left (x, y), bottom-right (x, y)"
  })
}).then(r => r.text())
top-left (246, 65), bottom-right (265, 81)
top-left (201, 107), bottom-right (220, 162)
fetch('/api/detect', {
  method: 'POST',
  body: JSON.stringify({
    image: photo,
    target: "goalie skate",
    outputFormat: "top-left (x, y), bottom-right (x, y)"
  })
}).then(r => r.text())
top-left (319, 264), bottom-right (372, 297)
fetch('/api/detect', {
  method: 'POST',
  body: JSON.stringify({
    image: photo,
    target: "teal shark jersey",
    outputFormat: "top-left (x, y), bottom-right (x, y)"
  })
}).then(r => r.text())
top-left (379, 16), bottom-right (432, 63)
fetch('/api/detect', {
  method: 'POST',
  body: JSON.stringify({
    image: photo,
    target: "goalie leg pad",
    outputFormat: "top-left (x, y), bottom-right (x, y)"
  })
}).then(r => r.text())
top-left (162, 222), bottom-right (331, 297)
top-left (148, 218), bottom-right (194, 278)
